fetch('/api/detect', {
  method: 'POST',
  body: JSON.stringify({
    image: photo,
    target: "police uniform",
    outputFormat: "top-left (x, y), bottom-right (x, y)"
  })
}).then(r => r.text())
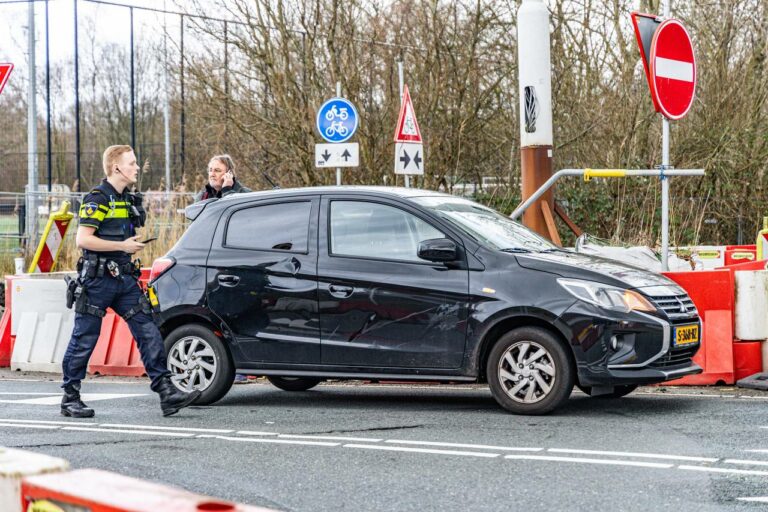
top-left (61, 178), bottom-right (199, 417)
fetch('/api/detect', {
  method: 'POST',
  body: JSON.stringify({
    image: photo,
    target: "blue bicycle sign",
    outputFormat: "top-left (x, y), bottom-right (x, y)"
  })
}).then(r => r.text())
top-left (316, 97), bottom-right (358, 143)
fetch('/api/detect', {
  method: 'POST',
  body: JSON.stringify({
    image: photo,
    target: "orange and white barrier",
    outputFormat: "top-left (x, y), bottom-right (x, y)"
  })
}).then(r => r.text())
top-left (21, 468), bottom-right (273, 512)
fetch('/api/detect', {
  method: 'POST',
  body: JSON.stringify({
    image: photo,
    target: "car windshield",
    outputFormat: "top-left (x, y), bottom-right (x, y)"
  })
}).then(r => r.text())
top-left (412, 196), bottom-right (557, 252)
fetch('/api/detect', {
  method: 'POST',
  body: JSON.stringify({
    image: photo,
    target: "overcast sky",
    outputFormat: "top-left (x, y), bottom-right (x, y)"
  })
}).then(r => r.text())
top-left (0, 0), bottom-right (193, 77)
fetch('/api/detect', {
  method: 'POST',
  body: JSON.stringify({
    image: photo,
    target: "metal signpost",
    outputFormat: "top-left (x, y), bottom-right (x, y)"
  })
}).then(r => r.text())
top-left (315, 84), bottom-right (359, 185)
top-left (631, 3), bottom-right (697, 271)
top-left (394, 85), bottom-right (424, 179)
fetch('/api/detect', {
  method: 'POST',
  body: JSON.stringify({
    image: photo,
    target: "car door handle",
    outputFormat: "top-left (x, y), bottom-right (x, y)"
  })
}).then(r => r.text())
top-left (217, 274), bottom-right (240, 287)
top-left (328, 285), bottom-right (354, 298)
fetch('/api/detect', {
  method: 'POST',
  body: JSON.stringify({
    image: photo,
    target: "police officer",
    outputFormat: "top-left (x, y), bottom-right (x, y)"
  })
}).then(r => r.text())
top-left (61, 145), bottom-right (200, 418)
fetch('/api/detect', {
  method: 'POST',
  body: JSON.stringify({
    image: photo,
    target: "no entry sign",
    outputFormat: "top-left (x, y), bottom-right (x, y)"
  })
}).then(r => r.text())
top-left (650, 19), bottom-right (696, 120)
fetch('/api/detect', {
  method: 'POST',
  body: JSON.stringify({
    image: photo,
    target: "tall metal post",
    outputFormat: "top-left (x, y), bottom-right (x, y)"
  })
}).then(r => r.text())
top-left (180, 14), bottom-right (185, 182)
top-left (162, 1), bottom-right (170, 193)
top-left (45, 0), bottom-right (52, 193)
top-left (660, 0), bottom-right (671, 271)
top-left (130, 7), bottom-right (136, 153)
top-left (398, 61), bottom-right (409, 188)
top-left (517, 0), bottom-right (555, 240)
top-left (335, 81), bottom-right (341, 186)
top-left (27, 0), bottom-right (39, 251)
top-left (224, 20), bottom-right (229, 132)
top-left (74, 0), bottom-right (81, 192)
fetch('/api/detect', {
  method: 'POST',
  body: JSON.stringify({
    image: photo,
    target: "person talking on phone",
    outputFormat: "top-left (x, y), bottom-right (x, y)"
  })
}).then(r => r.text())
top-left (194, 154), bottom-right (252, 202)
top-left (194, 154), bottom-right (253, 383)
top-left (60, 145), bottom-right (201, 418)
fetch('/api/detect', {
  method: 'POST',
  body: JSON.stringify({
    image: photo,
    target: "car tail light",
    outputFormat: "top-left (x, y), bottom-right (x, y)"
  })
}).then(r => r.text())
top-left (149, 257), bottom-right (175, 283)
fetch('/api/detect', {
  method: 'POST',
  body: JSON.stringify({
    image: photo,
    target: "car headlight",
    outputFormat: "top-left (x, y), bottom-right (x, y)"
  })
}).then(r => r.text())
top-left (557, 278), bottom-right (656, 313)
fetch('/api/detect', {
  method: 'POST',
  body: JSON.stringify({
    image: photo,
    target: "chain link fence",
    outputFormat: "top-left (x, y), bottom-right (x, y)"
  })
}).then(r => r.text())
top-left (0, 189), bottom-right (195, 275)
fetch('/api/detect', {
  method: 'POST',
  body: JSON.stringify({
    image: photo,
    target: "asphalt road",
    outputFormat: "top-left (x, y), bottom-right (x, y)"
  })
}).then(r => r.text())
top-left (2, 371), bottom-right (768, 511)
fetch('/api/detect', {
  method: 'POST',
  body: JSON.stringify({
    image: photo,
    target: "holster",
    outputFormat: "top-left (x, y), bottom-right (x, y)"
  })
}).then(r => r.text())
top-left (64, 276), bottom-right (78, 310)
top-left (64, 275), bottom-right (105, 318)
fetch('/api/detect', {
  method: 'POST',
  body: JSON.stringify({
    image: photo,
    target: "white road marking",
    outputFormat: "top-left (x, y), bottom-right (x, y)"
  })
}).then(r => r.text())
top-left (99, 424), bottom-right (234, 434)
top-left (345, 444), bottom-right (500, 458)
top-left (0, 422), bottom-right (60, 430)
top-left (655, 57), bottom-right (694, 82)
top-left (278, 434), bottom-right (382, 442)
top-left (0, 392), bottom-right (62, 395)
top-left (737, 497), bottom-right (768, 503)
top-left (236, 430), bottom-right (279, 436)
top-left (386, 439), bottom-right (542, 452)
top-left (505, 454), bottom-right (673, 469)
top-left (61, 426), bottom-right (195, 437)
top-left (678, 465), bottom-right (768, 477)
top-left (197, 435), bottom-right (338, 447)
top-left (724, 459), bottom-right (768, 467)
top-left (0, 393), bottom-right (147, 405)
top-left (548, 448), bottom-right (718, 463)
top-left (0, 418), bottom-right (98, 426)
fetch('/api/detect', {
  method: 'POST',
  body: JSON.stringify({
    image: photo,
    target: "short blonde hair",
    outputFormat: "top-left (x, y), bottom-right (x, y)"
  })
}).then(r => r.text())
top-left (102, 145), bottom-right (134, 177)
top-left (208, 154), bottom-right (236, 176)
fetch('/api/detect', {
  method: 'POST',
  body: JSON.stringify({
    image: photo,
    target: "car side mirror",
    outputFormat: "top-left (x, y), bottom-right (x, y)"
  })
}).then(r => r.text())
top-left (418, 238), bottom-right (458, 262)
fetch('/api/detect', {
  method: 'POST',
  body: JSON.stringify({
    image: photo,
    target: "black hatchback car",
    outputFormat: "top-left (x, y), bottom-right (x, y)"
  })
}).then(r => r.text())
top-left (148, 187), bottom-right (702, 415)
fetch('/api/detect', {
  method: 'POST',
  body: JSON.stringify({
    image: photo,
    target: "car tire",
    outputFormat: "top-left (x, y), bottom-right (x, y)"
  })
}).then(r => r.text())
top-left (577, 384), bottom-right (638, 399)
top-left (487, 327), bottom-right (574, 415)
top-left (267, 376), bottom-right (323, 392)
top-left (164, 324), bottom-right (235, 405)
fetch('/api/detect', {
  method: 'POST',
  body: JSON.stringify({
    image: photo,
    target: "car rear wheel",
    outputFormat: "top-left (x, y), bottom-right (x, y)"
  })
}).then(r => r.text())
top-left (487, 327), bottom-right (574, 415)
top-left (164, 324), bottom-right (234, 405)
top-left (267, 376), bottom-right (323, 391)
top-left (577, 384), bottom-right (639, 399)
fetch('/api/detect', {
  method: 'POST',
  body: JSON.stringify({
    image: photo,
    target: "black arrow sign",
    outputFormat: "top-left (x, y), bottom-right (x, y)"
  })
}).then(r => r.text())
top-left (321, 150), bottom-right (331, 162)
top-left (399, 150), bottom-right (411, 169)
top-left (413, 151), bottom-right (422, 169)
top-left (341, 149), bottom-right (351, 161)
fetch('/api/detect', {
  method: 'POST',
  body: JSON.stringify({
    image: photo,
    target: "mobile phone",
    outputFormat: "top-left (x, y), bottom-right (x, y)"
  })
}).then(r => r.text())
top-left (140, 237), bottom-right (158, 244)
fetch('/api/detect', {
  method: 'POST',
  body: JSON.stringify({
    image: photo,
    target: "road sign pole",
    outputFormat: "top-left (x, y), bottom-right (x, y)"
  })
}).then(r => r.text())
top-left (661, 119), bottom-right (670, 271)
top-left (660, 0), bottom-right (670, 271)
top-left (336, 81), bottom-right (341, 186)
top-left (399, 64), bottom-right (409, 188)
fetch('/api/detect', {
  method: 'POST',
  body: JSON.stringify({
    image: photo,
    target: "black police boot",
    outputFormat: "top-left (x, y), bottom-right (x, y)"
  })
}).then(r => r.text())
top-left (156, 376), bottom-right (201, 417)
top-left (61, 385), bottom-right (95, 418)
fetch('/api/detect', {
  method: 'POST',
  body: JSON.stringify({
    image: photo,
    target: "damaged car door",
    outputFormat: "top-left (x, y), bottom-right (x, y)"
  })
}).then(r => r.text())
top-left (317, 197), bottom-right (470, 368)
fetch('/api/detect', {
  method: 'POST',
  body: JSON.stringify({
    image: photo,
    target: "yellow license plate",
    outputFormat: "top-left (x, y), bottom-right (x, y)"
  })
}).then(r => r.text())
top-left (674, 324), bottom-right (699, 347)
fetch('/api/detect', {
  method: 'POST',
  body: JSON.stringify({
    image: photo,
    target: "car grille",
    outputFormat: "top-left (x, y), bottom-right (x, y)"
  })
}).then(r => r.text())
top-left (650, 345), bottom-right (698, 369)
top-left (651, 294), bottom-right (698, 321)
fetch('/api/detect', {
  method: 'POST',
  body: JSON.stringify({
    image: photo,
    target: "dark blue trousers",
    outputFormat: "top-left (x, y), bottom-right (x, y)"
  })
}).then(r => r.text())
top-left (61, 274), bottom-right (170, 392)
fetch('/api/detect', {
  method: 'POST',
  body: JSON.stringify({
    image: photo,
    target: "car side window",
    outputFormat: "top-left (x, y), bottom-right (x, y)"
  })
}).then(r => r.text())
top-left (226, 201), bottom-right (311, 252)
top-left (330, 201), bottom-right (444, 262)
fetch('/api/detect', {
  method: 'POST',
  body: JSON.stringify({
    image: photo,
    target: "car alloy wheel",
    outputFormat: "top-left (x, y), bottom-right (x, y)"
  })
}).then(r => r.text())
top-left (497, 340), bottom-right (557, 404)
top-left (168, 335), bottom-right (217, 392)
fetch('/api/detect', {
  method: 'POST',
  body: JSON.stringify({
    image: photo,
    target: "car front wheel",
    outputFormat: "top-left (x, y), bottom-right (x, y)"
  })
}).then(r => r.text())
top-left (164, 324), bottom-right (235, 405)
top-left (487, 327), bottom-right (574, 415)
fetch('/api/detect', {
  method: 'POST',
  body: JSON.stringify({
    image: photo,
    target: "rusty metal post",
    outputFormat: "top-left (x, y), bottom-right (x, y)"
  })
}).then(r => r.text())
top-left (517, 0), bottom-right (556, 241)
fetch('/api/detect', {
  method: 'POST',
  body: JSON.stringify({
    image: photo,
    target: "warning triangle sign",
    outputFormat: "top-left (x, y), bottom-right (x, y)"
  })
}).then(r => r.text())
top-left (394, 85), bottom-right (422, 143)
top-left (0, 63), bottom-right (14, 96)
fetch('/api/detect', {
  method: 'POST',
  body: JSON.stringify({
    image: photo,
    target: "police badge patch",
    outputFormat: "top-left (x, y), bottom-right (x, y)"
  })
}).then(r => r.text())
top-left (82, 202), bottom-right (99, 218)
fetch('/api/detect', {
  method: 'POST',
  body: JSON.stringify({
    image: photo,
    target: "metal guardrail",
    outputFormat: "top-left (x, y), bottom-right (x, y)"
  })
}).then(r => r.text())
top-left (509, 168), bottom-right (706, 220)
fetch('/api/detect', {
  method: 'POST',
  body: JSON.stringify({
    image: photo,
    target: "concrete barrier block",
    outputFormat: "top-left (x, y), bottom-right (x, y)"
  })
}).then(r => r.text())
top-left (0, 447), bottom-right (69, 512)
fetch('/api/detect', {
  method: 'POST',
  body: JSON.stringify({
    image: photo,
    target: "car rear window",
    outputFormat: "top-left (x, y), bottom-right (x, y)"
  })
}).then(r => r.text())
top-left (225, 201), bottom-right (312, 252)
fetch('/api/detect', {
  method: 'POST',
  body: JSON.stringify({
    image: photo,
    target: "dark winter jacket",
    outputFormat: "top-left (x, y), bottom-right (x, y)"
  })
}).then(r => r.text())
top-left (193, 179), bottom-right (253, 202)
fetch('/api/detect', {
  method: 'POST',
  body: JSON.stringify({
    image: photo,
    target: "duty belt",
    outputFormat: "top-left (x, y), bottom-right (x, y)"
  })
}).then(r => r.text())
top-left (80, 255), bottom-right (140, 279)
